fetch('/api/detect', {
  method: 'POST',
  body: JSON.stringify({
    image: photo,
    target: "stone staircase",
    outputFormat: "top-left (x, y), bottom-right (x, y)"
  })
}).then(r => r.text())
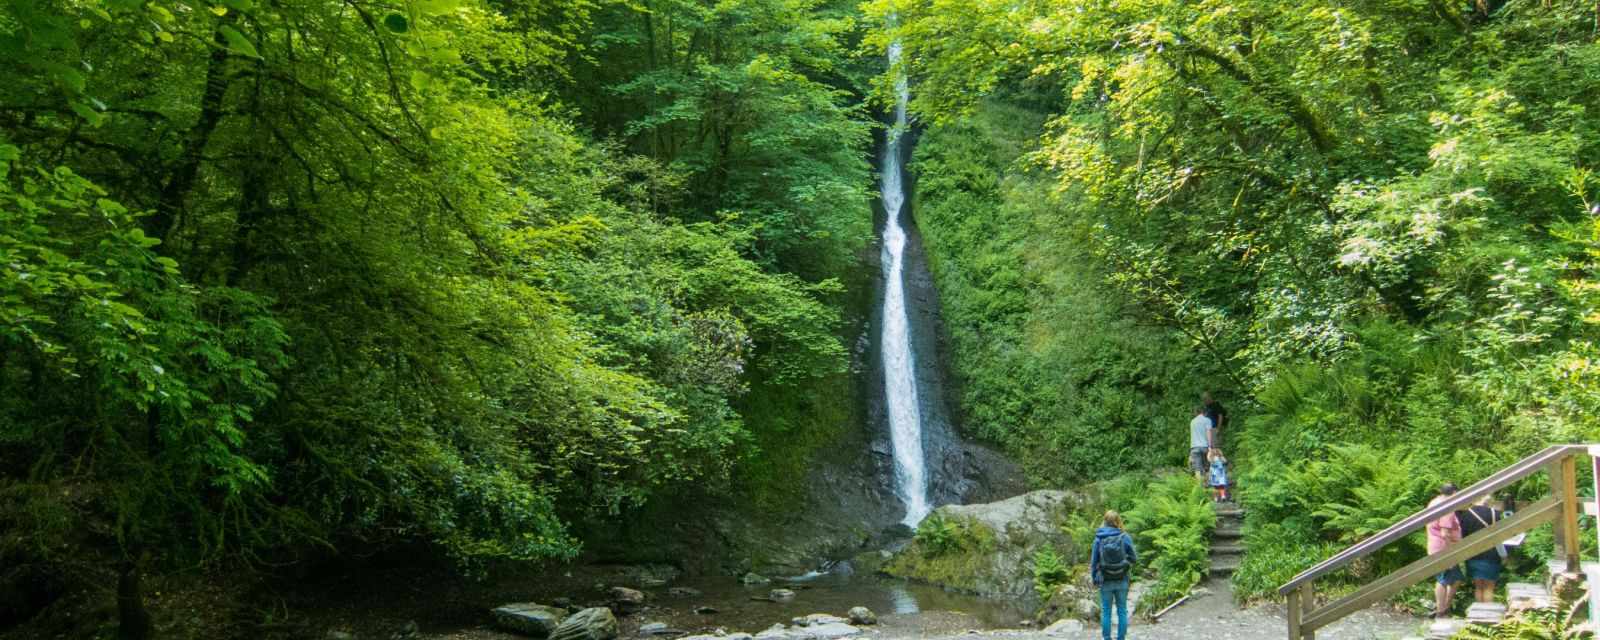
top-left (1210, 503), bottom-right (1245, 578)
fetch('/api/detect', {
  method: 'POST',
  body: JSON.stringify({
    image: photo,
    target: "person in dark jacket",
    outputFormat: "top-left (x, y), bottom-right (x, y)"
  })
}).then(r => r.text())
top-left (1090, 511), bottom-right (1138, 640)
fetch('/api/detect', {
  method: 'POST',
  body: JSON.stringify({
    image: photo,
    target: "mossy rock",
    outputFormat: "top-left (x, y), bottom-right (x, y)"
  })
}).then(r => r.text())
top-left (885, 490), bottom-right (1092, 599)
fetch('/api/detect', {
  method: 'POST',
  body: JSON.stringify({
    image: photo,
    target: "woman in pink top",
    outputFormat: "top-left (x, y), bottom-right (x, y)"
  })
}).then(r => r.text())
top-left (1426, 483), bottom-right (1464, 617)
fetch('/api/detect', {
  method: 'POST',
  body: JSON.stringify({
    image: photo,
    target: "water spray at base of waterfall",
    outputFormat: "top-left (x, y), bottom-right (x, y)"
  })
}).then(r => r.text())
top-left (880, 39), bottom-right (931, 528)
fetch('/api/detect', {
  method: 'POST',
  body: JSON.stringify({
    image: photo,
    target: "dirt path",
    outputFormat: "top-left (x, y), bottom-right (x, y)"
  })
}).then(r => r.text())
top-left (882, 580), bottom-right (1424, 640)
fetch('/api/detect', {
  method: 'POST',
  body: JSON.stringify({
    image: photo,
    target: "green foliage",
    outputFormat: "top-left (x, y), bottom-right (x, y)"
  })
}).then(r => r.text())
top-left (882, 0), bottom-right (1600, 607)
top-left (564, 0), bottom-right (874, 281)
top-left (1231, 522), bottom-right (1342, 605)
top-left (1450, 608), bottom-right (1577, 640)
top-left (884, 513), bottom-right (1003, 593)
top-left (912, 513), bottom-right (994, 557)
top-left (1122, 474), bottom-right (1216, 614)
top-left (0, 148), bottom-right (289, 561)
top-left (1031, 546), bottom-right (1071, 600)
top-left (0, 0), bottom-right (870, 603)
top-left (908, 100), bottom-right (1214, 484)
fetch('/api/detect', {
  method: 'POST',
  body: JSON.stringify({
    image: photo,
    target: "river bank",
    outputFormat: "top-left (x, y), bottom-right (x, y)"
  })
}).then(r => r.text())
top-left (292, 564), bottom-right (1422, 640)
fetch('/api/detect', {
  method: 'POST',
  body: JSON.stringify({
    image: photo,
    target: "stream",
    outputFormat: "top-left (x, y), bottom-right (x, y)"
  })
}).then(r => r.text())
top-left (614, 574), bottom-right (1030, 634)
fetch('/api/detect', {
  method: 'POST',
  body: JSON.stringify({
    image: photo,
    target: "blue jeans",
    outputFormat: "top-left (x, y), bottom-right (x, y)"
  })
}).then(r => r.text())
top-left (1100, 579), bottom-right (1129, 640)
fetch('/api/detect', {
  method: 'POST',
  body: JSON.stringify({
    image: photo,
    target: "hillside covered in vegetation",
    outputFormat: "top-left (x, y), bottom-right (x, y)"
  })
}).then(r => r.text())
top-left (884, 0), bottom-right (1600, 607)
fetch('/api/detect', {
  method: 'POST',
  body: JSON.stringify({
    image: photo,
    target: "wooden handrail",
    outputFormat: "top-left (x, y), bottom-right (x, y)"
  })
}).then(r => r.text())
top-left (1278, 444), bottom-right (1582, 595)
top-left (1300, 495), bottom-right (1561, 633)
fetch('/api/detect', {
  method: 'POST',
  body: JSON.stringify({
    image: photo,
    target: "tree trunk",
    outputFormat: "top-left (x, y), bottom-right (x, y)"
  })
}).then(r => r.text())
top-left (149, 17), bottom-right (237, 243)
top-left (116, 562), bottom-right (151, 640)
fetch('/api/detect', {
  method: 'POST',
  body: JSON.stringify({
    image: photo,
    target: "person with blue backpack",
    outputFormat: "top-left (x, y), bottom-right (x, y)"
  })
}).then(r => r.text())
top-left (1090, 510), bottom-right (1138, 640)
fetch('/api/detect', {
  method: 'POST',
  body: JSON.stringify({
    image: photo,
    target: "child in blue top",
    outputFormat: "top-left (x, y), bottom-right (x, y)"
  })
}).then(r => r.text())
top-left (1208, 448), bottom-right (1231, 503)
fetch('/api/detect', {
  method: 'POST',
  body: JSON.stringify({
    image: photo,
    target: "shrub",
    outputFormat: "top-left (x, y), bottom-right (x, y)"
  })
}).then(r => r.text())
top-left (913, 513), bottom-right (994, 557)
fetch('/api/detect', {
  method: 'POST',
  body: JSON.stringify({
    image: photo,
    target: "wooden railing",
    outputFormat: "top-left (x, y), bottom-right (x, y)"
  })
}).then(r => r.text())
top-left (1279, 444), bottom-right (1590, 640)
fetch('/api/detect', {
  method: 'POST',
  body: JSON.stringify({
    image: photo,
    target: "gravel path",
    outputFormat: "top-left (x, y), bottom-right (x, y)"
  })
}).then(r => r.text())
top-left (880, 580), bottom-right (1425, 640)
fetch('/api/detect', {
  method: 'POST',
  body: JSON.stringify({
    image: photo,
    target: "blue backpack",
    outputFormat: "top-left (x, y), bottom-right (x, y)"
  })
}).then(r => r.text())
top-left (1098, 534), bottom-right (1131, 581)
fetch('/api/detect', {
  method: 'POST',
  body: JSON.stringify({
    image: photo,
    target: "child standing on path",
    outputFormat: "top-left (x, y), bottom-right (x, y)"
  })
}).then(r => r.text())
top-left (1208, 448), bottom-right (1231, 502)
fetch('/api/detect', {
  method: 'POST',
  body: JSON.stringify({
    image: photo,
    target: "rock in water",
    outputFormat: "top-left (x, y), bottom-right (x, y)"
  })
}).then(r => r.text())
top-left (740, 573), bottom-right (770, 585)
top-left (667, 587), bottom-right (702, 598)
top-left (790, 614), bottom-right (847, 627)
top-left (492, 603), bottom-right (569, 637)
top-left (1042, 619), bottom-right (1083, 635)
top-left (609, 587), bottom-right (647, 614)
top-left (551, 607), bottom-right (619, 640)
top-left (795, 623), bottom-right (859, 639)
top-left (846, 607), bottom-right (876, 626)
top-left (768, 589), bottom-right (796, 601)
top-left (637, 622), bottom-right (670, 635)
top-left (692, 606), bottom-right (718, 615)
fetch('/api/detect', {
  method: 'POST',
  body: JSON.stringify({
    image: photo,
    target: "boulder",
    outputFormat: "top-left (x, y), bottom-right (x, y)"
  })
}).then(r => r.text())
top-left (768, 589), bottom-right (796, 602)
top-left (740, 573), bottom-right (771, 585)
top-left (790, 614), bottom-right (847, 627)
top-left (550, 607), bottom-right (619, 640)
top-left (754, 624), bottom-right (789, 640)
top-left (1041, 619), bottom-right (1083, 636)
top-left (637, 622), bottom-right (674, 636)
top-left (609, 587), bottom-right (647, 614)
top-left (883, 490), bottom-right (1096, 599)
top-left (846, 607), bottom-right (876, 626)
top-left (492, 603), bottom-right (568, 637)
top-left (849, 551), bottom-right (893, 577)
top-left (1036, 571), bottom-right (1095, 624)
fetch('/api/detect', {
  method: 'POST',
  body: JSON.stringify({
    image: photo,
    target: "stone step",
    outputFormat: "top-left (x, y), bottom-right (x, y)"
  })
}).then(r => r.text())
top-left (1210, 544), bottom-right (1245, 556)
top-left (1506, 582), bottom-right (1554, 612)
top-left (1210, 557), bottom-right (1242, 576)
top-left (1213, 506), bottom-right (1245, 518)
top-left (1424, 618), bottom-right (1468, 640)
top-left (1213, 527), bottom-right (1243, 540)
top-left (1465, 602), bottom-right (1507, 625)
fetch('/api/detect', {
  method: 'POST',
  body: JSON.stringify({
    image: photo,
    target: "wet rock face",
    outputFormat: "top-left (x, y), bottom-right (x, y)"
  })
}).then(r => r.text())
top-left (865, 182), bottom-right (1028, 523)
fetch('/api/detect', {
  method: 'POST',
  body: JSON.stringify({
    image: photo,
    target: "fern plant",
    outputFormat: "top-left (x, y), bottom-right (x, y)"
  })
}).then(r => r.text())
top-left (1032, 546), bottom-right (1072, 600)
top-left (1449, 607), bottom-right (1586, 640)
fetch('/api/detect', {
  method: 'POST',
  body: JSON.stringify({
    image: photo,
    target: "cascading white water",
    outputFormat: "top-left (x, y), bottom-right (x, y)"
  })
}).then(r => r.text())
top-left (880, 40), bottom-right (930, 527)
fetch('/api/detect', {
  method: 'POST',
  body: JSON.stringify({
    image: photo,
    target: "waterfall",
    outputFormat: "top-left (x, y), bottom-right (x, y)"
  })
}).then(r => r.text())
top-left (880, 40), bottom-right (930, 527)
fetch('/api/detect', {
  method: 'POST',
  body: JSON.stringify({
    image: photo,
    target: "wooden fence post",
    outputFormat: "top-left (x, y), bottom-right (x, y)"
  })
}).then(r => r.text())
top-left (1287, 586), bottom-right (1302, 640)
top-left (1299, 583), bottom-right (1315, 640)
top-left (1550, 453), bottom-right (1581, 573)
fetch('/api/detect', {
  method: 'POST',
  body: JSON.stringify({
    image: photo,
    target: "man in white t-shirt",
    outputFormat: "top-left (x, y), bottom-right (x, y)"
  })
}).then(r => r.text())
top-left (1189, 407), bottom-right (1214, 481)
